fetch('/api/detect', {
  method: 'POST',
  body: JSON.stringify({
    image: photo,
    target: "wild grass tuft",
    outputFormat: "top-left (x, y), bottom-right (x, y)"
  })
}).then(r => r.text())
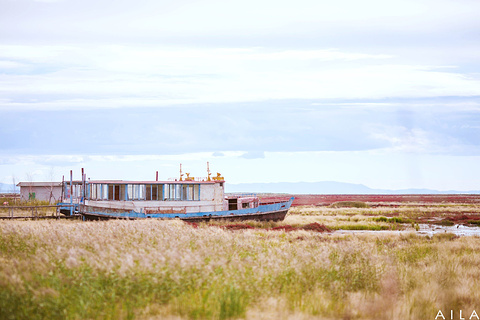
top-left (373, 216), bottom-right (413, 224)
top-left (331, 224), bottom-right (391, 231)
top-left (329, 201), bottom-right (370, 208)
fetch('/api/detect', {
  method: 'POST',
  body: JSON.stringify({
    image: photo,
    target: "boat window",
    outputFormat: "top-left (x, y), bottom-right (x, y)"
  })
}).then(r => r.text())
top-left (108, 184), bottom-right (125, 201)
top-left (127, 185), bottom-right (133, 200)
top-left (164, 184), bottom-right (199, 201)
top-left (182, 185), bottom-right (190, 200)
top-left (90, 184), bottom-right (97, 199)
top-left (93, 184), bottom-right (107, 200)
top-left (136, 185), bottom-right (143, 200)
top-left (181, 184), bottom-right (200, 201)
top-left (146, 184), bottom-right (163, 201)
top-left (195, 185), bottom-right (200, 200)
top-left (117, 185), bottom-right (122, 200)
top-left (108, 185), bottom-right (113, 200)
top-left (91, 184), bottom-right (101, 200)
top-left (126, 184), bottom-right (145, 200)
top-left (76, 185), bottom-right (82, 199)
top-left (165, 184), bottom-right (180, 200)
top-left (127, 184), bottom-right (146, 200)
top-left (102, 184), bottom-right (108, 200)
top-left (228, 198), bottom-right (238, 210)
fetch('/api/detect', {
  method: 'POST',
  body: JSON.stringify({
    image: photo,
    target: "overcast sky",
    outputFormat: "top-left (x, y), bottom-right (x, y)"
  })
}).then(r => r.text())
top-left (1, 0), bottom-right (480, 191)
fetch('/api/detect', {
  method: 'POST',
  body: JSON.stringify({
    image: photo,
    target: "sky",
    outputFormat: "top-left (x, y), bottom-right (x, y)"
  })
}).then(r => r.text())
top-left (1, 0), bottom-right (480, 191)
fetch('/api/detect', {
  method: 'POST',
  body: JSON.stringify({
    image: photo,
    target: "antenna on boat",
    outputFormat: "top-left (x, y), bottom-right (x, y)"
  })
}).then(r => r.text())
top-left (179, 163), bottom-right (184, 181)
top-left (207, 162), bottom-right (211, 181)
top-left (81, 168), bottom-right (85, 204)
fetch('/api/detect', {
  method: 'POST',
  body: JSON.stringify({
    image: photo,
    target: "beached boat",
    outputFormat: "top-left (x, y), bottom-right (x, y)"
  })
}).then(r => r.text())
top-left (57, 166), bottom-right (293, 221)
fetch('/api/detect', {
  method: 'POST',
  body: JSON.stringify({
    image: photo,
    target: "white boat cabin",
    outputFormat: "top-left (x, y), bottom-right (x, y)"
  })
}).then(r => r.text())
top-left (62, 179), bottom-right (260, 214)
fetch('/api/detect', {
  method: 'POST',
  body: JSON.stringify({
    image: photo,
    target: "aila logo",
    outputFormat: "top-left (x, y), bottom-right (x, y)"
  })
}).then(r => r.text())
top-left (435, 310), bottom-right (479, 320)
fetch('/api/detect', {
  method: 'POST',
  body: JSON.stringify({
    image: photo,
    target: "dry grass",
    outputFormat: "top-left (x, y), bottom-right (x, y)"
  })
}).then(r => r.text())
top-left (290, 203), bottom-right (480, 219)
top-left (0, 199), bottom-right (58, 217)
top-left (1, 214), bottom-right (480, 319)
top-left (288, 203), bottom-right (480, 231)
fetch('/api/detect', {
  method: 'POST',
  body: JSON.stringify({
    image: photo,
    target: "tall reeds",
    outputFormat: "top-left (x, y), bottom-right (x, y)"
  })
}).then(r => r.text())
top-left (1, 219), bottom-right (479, 319)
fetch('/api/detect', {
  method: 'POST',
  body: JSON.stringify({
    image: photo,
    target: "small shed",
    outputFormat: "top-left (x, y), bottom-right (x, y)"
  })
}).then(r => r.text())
top-left (16, 182), bottom-right (63, 203)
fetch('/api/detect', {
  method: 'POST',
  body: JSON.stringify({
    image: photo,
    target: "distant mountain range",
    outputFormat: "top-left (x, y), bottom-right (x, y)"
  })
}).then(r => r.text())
top-left (0, 183), bottom-right (19, 193)
top-left (2, 181), bottom-right (479, 195)
top-left (225, 181), bottom-right (480, 195)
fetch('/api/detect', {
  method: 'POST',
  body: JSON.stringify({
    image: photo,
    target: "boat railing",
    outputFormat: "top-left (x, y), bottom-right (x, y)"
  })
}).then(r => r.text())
top-left (167, 177), bottom-right (210, 182)
top-left (226, 193), bottom-right (258, 198)
top-left (259, 197), bottom-right (293, 205)
top-left (1, 204), bottom-right (71, 219)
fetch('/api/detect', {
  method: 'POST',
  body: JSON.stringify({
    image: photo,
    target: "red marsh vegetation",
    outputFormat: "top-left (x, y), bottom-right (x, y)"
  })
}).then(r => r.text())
top-left (286, 194), bottom-right (480, 206)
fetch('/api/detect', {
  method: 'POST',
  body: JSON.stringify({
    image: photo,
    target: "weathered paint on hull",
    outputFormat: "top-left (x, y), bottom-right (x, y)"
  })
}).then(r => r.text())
top-left (181, 209), bottom-right (289, 222)
top-left (82, 209), bottom-right (289, 222)
top-left (77, 197), bottom-right (294, 222)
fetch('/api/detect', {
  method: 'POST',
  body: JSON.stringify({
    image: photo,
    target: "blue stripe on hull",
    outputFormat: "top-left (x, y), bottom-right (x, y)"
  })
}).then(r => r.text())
top-left (76, 197), bottom-right (294, 220)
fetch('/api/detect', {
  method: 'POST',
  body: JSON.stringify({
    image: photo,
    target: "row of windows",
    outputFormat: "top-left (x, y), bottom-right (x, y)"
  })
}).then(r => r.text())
top-left (88, 184), bottom-right (200, 201)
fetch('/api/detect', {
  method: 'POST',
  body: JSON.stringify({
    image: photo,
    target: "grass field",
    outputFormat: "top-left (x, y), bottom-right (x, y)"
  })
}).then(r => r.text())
top-left (1, 203), bottom-right (480, 319)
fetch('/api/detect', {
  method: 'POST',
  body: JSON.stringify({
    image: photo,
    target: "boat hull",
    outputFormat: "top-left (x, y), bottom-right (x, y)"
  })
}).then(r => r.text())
top-left (73, 197), bottom-right (294, 222)
top-left (81, 208), bottom-right (289, 222)
top-left (181, 209), bottom-right (289, 222)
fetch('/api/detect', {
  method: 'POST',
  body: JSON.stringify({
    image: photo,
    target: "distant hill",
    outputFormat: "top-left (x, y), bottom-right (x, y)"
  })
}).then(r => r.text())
top-left (0, 183), bottom-right (19, 194)
top-left (3, 181), bottom-right (478, 195)
top-left (225, 181), bottom-right (480, 194)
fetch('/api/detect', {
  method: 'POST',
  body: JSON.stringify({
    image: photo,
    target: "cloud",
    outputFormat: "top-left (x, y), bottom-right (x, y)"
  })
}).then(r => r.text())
top-left (1, 44), bottom-right (480, 112)
top-left (212, 152), bottom-right (225, 157)
top-left (2, 97), bottom-right (479, 158)
top-left (3, 0), bottom-right (480, 43)
top-left (0, 154), bottom-right (87, 166)
top-left (240, 151), bottom-right (265, 159)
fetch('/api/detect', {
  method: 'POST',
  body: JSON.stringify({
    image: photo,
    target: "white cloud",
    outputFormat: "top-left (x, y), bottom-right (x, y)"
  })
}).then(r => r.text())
top-left (0, 60), bottom-right (28, 70)
top-left (1, 45), bottom-right (479, 111)
top-left (4, 0), bottom-right (478, 40)
top-left (0, 155), bottom-right (87, 166)
top-left (368, 126), bottom-right (436, 153)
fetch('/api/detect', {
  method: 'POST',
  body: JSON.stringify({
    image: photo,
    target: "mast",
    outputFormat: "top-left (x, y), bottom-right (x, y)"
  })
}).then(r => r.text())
top-left (207, 162), bottom-right (211, 181)
top-left (69, 170), bottom-right (73, 216)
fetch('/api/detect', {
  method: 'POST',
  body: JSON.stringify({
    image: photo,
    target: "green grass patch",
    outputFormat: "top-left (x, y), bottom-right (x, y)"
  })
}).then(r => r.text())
top-left (395, 244), bottom-right (438, 264)
top-left (373, 216), bottom-right (413, 224)
top-left (174, 284), bottom-right (249, 320)
top-left (0, 262), bottom-right (250, 320)
top-left (0, 232), bottom-right (38, 257)
top-left (0, 264), bottom-right (181, 320)
top-left (329, 201), bottom-right (370, 208)
top-left (331, 224), bottom-right (391, 231)
top-left (431, 233), bottom-right (459, 242)
top-left (273, 250), bottom-right (379, 309)
top-left (437, 220), bottom-right (455, 226)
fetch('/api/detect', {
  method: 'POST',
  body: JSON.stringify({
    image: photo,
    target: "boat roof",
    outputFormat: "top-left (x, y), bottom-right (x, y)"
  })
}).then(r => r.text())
top-left (88, 180), bottom-right (222, 185)
top-left (17, 182), bottom-right (63, 187)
